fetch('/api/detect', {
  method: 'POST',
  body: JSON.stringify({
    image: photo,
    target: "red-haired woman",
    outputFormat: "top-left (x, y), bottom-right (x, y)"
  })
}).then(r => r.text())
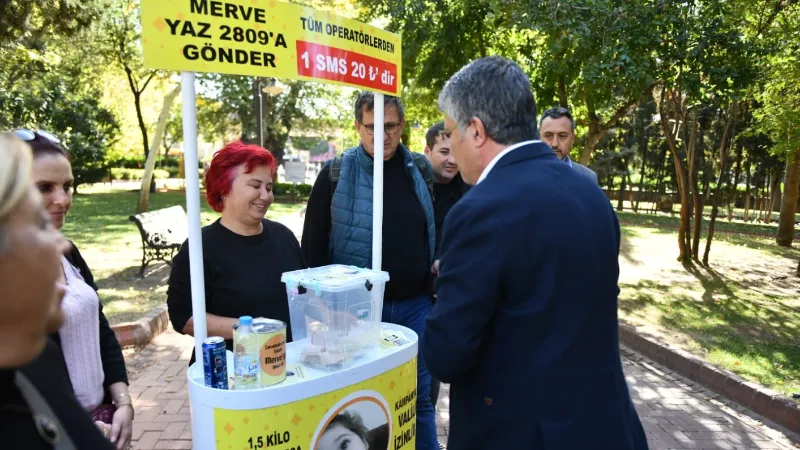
top-left (167, 142), bottom-right (306, 364)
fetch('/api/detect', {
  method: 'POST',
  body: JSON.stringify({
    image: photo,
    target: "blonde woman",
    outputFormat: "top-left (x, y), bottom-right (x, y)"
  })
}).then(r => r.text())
top-left (0, 134), bottom-right (115, 449)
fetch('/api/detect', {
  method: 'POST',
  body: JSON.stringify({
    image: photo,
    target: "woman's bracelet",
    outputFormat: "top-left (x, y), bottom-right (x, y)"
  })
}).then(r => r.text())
top-left (113, 393), bottom-right (134, 411)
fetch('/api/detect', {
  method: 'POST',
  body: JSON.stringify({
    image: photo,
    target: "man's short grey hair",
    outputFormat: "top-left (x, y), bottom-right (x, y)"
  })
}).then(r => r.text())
top-left (540, 106), bottom-right (575, 131)
top-left (437, 56), bottom-right (539, 145)
top-left (354, 91), bottom-right (405, 123)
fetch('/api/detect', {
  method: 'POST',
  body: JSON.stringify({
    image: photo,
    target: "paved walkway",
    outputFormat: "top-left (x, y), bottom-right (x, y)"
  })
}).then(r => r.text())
top-left (125, 329), bottom-right (799, 450)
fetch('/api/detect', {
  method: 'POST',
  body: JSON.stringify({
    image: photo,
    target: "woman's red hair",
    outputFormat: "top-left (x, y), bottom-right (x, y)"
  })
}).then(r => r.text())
top-left (205, 141), bottom-right (277, 212)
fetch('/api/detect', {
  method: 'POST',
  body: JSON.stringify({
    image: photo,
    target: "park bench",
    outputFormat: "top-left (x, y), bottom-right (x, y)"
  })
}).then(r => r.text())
top-left (129, 205), bottom-right (188, 277)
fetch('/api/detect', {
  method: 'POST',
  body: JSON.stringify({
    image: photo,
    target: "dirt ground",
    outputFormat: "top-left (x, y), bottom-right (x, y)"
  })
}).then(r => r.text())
top-left (618, 226), bottom-right (800, 397)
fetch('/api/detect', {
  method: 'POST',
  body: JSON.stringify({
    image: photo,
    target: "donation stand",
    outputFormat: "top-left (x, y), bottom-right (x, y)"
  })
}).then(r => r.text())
top-left (140, 1), bottom-right (416, 448)
top-left (188, 323), bottom-right (418, 450)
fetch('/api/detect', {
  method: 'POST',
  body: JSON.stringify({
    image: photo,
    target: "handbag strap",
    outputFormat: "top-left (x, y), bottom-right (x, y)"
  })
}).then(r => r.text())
top-left (14, 371), bottom-right (77, 450)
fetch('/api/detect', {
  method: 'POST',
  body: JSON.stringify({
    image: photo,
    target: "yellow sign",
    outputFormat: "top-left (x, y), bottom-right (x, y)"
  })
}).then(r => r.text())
top-left (214, 359), bottom-right (417, 450)
top-left (140, 0), bottom-right (402, 95)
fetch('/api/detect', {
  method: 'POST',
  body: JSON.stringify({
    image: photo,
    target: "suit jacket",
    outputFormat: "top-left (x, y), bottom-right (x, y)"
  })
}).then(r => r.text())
top-left (566, 155), bottom-right (598, 184)
top-left (422, 142), bottom-right (647, 450)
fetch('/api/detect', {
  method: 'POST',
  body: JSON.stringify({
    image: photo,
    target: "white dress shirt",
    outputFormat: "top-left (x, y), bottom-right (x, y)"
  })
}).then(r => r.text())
top-left (476, 140), bottom-right (541, 184)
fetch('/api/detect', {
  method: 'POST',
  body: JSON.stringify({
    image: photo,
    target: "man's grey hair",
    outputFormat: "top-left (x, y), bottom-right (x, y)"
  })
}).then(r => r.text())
top-left (437, 56), bottom-right (539, 145)
top-left (539, 106), bottom-right (575, 131)
top-left (354, 91), bottom-right (405, 124)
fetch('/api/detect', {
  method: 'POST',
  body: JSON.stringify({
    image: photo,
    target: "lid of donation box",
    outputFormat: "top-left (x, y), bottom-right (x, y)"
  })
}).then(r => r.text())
top-left (281, 264), bottom-right (390, 293)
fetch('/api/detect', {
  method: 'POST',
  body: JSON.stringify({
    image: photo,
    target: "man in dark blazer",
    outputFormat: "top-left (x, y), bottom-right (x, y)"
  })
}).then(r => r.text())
top-left (540, 106), bottom-right (599, 184)
top-left (422, 56), bottom-right (648, 450)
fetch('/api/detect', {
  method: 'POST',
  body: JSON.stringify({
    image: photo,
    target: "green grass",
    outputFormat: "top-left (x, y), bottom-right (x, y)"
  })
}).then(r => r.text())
top-left (61, 188), bottom-right (305, 325)
top-left (618, 225), bottom-right (800, 399)
top-left (617, 210), bottom-right (799, 238)
top-left (617, 210), bottom-right (800, 259)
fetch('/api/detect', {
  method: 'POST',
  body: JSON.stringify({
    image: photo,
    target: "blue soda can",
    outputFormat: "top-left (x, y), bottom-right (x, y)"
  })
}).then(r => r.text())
top-left (202, 336), bottom-right (228, 389)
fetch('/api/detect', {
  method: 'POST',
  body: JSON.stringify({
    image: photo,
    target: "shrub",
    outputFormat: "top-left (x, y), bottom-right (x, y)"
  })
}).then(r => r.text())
top-left (109, 168), bottom-right (170, 180)
top-left (273, 182), bottom-right (312, 197)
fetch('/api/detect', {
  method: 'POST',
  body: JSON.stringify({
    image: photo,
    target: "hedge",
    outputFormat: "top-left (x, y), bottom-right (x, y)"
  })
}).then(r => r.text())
top-left (273, 183), bottom-right (312, 197)
top-left (110, 168), bottom-right (170, 181)
top-left (110, 155), bottom-right (203, 170)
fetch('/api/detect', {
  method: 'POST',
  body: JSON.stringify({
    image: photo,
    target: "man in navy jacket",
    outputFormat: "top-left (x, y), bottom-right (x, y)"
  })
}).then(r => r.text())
top-left (422, 56), bottom-right (648, 450)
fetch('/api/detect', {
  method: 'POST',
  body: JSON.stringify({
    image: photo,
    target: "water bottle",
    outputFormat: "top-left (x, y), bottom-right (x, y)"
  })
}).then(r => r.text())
top-left (233, 316), bottom-right (259, 390)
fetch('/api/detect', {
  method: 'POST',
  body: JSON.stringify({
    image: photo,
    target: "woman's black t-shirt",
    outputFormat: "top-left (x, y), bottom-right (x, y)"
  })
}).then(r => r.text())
top-left (167, 218), bottom-right (307, 363)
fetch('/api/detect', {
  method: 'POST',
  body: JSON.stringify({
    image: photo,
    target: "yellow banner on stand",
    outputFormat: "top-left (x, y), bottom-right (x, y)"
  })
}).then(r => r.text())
top-left (141, 0), bottom-right (402, 95)
top-left (214, 359), bottom-right (417, 450)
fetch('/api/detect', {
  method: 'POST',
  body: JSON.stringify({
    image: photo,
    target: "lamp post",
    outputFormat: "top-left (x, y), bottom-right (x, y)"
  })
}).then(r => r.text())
top-left (254, 77), bottom-right (286, 147)
top-left (256, 79), bottom-right (264, 146)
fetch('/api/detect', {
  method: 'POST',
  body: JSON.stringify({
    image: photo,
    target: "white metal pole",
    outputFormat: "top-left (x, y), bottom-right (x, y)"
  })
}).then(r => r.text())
top-left (372, 93), bottom-right (384, 272)
top-left (181, 72), bottom-right (208, 363)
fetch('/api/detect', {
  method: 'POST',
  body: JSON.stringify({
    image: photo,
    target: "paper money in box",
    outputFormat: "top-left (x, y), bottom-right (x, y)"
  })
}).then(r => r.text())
top-left (281, 265), bottom-right (390, 371)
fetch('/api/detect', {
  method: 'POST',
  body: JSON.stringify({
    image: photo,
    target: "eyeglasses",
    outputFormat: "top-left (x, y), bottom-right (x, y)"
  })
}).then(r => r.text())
top-left (11, 129), bottom-right (61, 144)
top-left (361, 122), bottom-right (401, 136)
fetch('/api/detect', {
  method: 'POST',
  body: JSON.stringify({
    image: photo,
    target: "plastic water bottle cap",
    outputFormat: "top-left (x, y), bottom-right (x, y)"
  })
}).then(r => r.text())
top-left (239, 316), bottom-right (253, 325)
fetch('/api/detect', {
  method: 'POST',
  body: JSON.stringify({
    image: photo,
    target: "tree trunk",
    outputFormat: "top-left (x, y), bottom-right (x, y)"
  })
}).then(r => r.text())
top-left (687, 113), bottom-right (702, 261)
top-left (122, 66), bottom-right (157, 193)
top-left (582, 123), bottom-right (605, 167)
top-left (762, 175), bottom-right (771, 222)
top-left (776, 148), bottom-right (800, 246)
top-left (702, 162), bottom-right (712, 205)
top-left (703, 104), bottom-right (735, 265)
top-left (760, 191), bottom-right (767, 221)
top-left (728, 141), bottom-right (744, 221)
top-left (652, 143), bottom-right (668, 214)
top-left (617, 158), bottom-right (630, 212)
top-left (766, 171), bottom-right (781, 223)
top-left (744, 159), bottom-right (752, 221)
top-left (757, 176), bottom-right (765, 222)
top-left (133, 92), bottom-right (157, 194)
top-left (579, 82), bottom-right (657, 165)
top-left (137, 85), bottom-right (181, 213)
top-left (133, 91), bottom-right (149, 158)
top-left (660, 90), bottom-right (691, 262)
top-left (557, 76), bottom-right (568, 107)
top-left (796, 257), bottom-right (800, 277)
top-left (634, 139), bottom-right (650, 213)
top-left (651, 166), bottom-right (661, 214)
top-left (263, 82), bottom-right (300, 165)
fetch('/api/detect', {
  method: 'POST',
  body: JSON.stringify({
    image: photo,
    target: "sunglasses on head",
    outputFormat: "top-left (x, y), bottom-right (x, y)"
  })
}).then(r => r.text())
top-left (11, 129), bottom-right (61, 144)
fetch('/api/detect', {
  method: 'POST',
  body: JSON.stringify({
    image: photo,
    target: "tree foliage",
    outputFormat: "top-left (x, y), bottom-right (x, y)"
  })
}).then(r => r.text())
top-left (0, 0), bottom-right (101, 46)
top-left (0, 4), bottom-right (118, 191)
top-left (197, 74), bottom-right (352, 163)
top-left (93, 0), bottom-right (162, 162)
top-left (359, 0), bottom-right (797, 266)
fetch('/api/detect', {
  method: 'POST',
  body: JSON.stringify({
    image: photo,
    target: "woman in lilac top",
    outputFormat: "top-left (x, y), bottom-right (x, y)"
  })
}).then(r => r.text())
top-left (16, 130), bottom-right (134, 450)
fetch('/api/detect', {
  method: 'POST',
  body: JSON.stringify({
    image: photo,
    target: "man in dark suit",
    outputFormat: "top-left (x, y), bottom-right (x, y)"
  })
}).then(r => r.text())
top-left (540, 106), bottom-right (599, 184)
top-left (422, 56), bottom-right (648, 450)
